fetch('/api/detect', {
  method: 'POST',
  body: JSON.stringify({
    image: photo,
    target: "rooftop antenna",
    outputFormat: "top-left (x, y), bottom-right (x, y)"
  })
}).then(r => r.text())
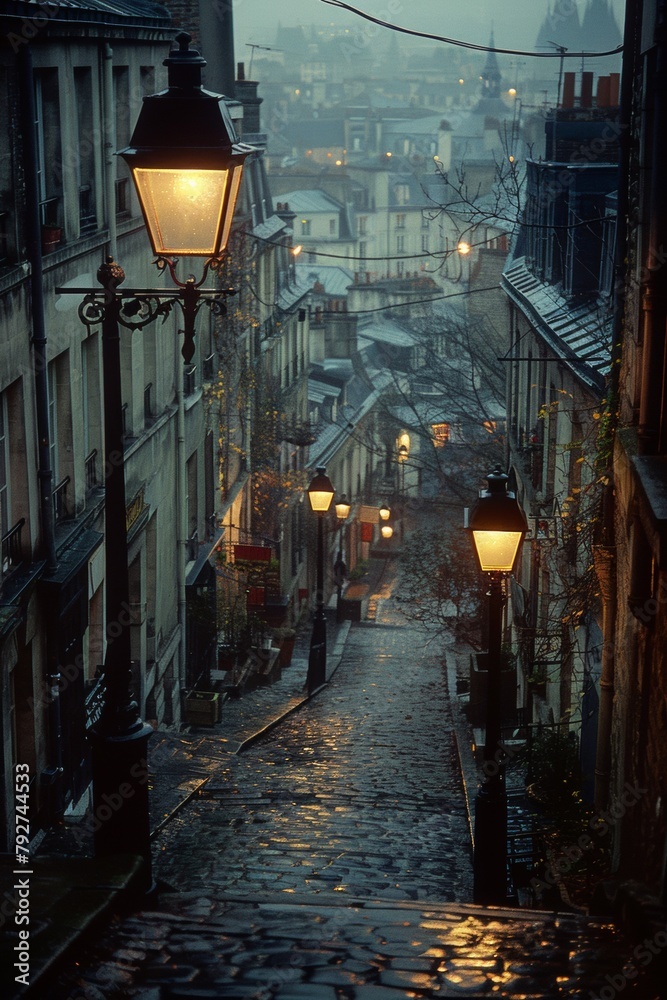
top-left (546, 42), bottom-right (567, 107)
top-left (245, 43), bottom-right (279, 77)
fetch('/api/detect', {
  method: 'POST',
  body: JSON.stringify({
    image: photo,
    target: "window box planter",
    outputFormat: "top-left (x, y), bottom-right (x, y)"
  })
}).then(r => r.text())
top-left (41, 225), bottom-right (62, 254)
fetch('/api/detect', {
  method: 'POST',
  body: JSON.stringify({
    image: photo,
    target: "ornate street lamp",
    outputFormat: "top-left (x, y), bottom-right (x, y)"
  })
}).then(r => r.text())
top-left (467, 465), bottom-right (527, 905)
top-left (56, 33), bottom-right (254, 889)
top-left (119, 32), bottom-right (250, 261)
top-left (307, 468), bottom-right (335, 692)
top-left (333, 495), bottom-right (350, 608)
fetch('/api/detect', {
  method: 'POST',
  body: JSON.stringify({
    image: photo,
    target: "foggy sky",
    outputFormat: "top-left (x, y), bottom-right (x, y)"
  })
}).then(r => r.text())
top-left (234, 0), bottom-right (627, 55)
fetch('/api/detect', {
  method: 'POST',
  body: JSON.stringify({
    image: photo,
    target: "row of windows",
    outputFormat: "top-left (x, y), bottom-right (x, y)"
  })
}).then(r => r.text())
top-left (0, 61), bottom-right (156, 264)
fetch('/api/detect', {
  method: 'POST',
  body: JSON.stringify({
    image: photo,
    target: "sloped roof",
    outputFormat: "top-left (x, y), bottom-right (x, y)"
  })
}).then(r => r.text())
top-left (297, 263), bottom-right (354, 296)
top-left (280, 189), bottom-right (344, 214)
top-left (501, 256), bottom-right (611, 390)
top-left (5, 0), bottom-right (170, 25)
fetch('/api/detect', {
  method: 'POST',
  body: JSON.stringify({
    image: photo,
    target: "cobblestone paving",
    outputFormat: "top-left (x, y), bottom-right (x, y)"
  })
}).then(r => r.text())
top-left (48, 564), bottom-right (661, 998)
top-left (153, 582), bottom-right (471, 904)
top-left (53, 893), bottom-right (660, 999)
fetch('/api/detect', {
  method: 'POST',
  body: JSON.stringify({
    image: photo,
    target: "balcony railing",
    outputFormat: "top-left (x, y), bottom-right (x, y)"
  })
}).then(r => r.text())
top-left (115, 177), bottom-right (129, 217)
top-left (85, 450), bottom-right (98, 492)
top-left (144, 382), bottom-right (153, 423)
top-left (187, 529), bottom-right (199, 561)
top-left (2, 517), bottom-right (25, 577)
top-left (52, 476), bottom-right (71, 522)
top-left (85, 675), bottom-right (105, 730)
top-left (0, 210), bottom-right (9, 266)
top-left (78, 184), bottom-right (96, 236)
top-left (183, 364), bottom-right (197, 396)
top-left (202, 354), bottom-right (215, 381)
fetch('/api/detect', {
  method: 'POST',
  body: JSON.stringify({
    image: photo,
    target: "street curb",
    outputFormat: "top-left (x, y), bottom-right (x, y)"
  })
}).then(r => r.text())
top-left (235, 620), bottom-right (352, 754)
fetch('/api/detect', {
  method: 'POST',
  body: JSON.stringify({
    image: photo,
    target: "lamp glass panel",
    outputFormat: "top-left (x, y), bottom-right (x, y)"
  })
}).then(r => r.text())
top-left (335, 502), bottom-right (351, 520)
top-left (379, 505), bottom-right (390, 521)
top-left (472, 529), bottom-right (522, 572)
top-left (133, 167), bottom-right (229, 255)
top-left (218, 163), bottom-right (244, 252)
top-left (381, 524), bottom-right (393, 539)
top-left (308, 489), bottom-right (334, 512)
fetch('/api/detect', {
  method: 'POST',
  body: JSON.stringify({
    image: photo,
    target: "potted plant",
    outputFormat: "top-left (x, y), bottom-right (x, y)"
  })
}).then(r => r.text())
top-left (272, 626), bottom-right (296, 667)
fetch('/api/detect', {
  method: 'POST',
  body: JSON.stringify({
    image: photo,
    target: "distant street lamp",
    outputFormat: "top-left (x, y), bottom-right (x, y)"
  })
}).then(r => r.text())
top-left (335, 494), bottom-right (351, 522)
top-left (334, 494), bottom-right (350, 604)
top-left (467, 465), bottom-right (527, 905)
top-left (57, 32), bottom-right (253, 889)
top-left (307, 467), bottom-right (335, 692)
top-left (379, 503), bottom-right (391, 522)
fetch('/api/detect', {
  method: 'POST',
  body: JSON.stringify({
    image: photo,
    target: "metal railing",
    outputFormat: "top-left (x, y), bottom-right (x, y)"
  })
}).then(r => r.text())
top-left (85, 449), bottom-right (98, 492)
top-left (202, 354), bottom-right (215, 381)
top-left (85, 675), bottom-right (105, 730)
top-left (183, 364), bottom-right (197, 396)
top-left (144, 382), bottom-right (153, 423)
top-left (78, 184), bottom-right (96, 236)
top-left (52, 476), bottom-right (70, 522)
top-left (1, 517), bottom-right (25, 577)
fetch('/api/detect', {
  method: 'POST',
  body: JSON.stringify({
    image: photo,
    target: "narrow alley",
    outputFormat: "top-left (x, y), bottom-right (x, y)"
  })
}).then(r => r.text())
top-left (44, 563), bottom-right (661, 1000)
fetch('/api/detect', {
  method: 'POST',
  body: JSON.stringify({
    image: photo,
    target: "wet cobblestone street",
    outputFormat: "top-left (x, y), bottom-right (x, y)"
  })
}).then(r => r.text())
top-left (153, 603), bottom-right (472, 904)
top-left (48, 565), bottom-right (662, 998)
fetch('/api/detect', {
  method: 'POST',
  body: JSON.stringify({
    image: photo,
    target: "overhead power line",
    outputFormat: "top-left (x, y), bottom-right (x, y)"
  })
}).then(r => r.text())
top-left (319, 0), bottom-right (624, 59)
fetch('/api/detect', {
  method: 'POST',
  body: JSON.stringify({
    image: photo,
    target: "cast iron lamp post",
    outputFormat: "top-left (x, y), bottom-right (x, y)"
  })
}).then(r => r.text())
top-left (306, 467), bottom-right (335, 693)
top-left (467, 465), bottom-right (527, 905)
top-left (333, 494), bottom-right (350, 608)
top-left (56, 33), bottom-right (253, 889)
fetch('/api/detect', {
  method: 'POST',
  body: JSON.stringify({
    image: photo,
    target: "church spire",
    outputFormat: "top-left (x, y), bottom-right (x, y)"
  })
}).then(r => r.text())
top-left (480, 32), bottom-right (502, 100)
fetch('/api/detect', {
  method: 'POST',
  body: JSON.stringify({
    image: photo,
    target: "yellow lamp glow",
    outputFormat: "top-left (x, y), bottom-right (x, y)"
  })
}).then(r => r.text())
top-left (132, 165), bottom-right (242, 256)
top-left (308, 467), bottom-right (335, 513)
top-left (379, 504), bottom-right (390, 521)
top-left (381, 524), bottom-right (394, 539)
top-left (335, 495), bottom-right (351, 520)
top-left (468, 466), bottom-right (527, 575)
top-left (119, 33), bottom-right (253, 258)
top-left (472, 530), bottom-right (524, 573)
top-left (457, 240), bottom-right (471, 255)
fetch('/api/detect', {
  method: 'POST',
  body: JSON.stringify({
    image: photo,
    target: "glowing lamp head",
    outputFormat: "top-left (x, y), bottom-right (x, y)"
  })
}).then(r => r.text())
top-left (468, 466), bottom-right (527, 574)
top-left (307, 467), bottom-right (335, 513)
top-left (335, 495), bottom-right (351, 521)
top-left (457, 240), bottom-right (471, 255)
top-left (119, 32), bottom-right (255, 257)
top-left (379, 503), bottom-right (391, 522)
top-left (381, 524), bottom-right (394, 539)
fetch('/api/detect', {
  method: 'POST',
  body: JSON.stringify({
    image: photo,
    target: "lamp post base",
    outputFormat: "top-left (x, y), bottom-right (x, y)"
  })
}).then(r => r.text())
top-left (90, 722), bottom-right (153, 893)
top-left (473, 781), bottom-right (508, 905)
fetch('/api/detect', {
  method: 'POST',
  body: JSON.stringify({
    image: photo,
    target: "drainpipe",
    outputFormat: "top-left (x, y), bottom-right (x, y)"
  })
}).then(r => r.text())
top-left (177, 357), bottom-right (187, 707)
top-left (102, 43), bottom-right (117, 258)
top-left (18, 45), bottom-right (61, 814)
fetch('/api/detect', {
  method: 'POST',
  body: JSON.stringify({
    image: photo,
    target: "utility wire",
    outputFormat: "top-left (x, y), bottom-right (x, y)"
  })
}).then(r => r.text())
top-left (319, 0), bottom-right (624, 59)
